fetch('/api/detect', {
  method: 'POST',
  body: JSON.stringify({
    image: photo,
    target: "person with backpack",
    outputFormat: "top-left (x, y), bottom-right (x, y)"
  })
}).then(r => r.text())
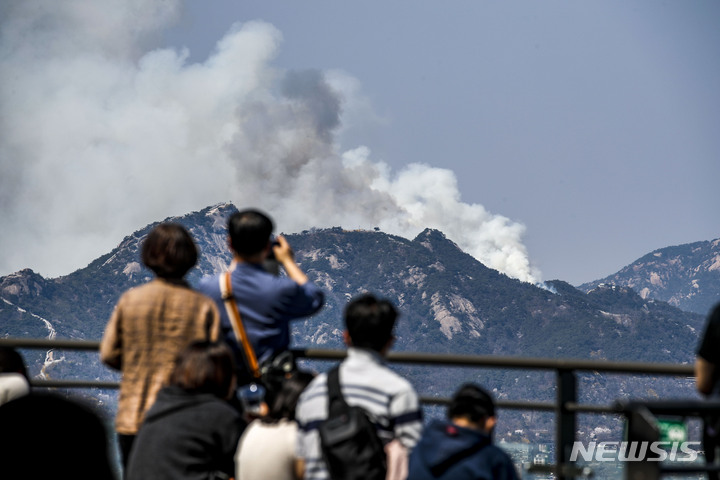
top-left (294, 293), bottom-right (423, 480)
top-left (407, 383), bottom-right (519, 480)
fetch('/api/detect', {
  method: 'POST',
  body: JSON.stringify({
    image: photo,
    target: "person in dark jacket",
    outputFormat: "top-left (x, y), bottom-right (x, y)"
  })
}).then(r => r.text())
top-left (408, 383), bottom-right (519, 480)
top-left (0, 392), bottom-right (117, 480)
top-left (695, 303), bottom-right (720, 480)
top-left (126, 341), bottom-right (246, 480)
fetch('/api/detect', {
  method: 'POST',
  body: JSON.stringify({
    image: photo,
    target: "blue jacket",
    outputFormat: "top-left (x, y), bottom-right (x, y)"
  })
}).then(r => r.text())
top-left (198, 262), bottom-right (324, 368)
top-left (408, 420), bottom-right (519, 480)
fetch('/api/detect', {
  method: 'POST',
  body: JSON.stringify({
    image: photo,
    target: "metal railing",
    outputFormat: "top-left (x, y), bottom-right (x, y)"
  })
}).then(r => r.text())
top-left (0, 337), bottom-right (707, 480)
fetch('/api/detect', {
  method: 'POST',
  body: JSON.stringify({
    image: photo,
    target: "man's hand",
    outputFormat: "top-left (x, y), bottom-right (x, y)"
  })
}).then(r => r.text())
top-left (272, 235), bottom-right (295, 264)
top-left (272, 235), bottom-right (309, 285)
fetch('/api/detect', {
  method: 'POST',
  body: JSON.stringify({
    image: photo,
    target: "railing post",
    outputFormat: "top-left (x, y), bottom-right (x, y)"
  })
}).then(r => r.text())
top-left (622, 404), bottom-right (661, 480)
top-left (556, 368), bottom-right (577, 480)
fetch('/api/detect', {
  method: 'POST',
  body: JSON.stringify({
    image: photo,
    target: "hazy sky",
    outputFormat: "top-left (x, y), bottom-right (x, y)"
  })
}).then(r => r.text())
top-left (1, 1), bottom-right (718, 285)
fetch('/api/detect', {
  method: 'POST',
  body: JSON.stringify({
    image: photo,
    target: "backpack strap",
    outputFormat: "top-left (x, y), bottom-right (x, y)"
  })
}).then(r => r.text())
top-left (326, 365), bottom-right (348, 417)
top-left (429, 438), bottom-right (487, 477)
top-left (219, 271), bottom-right (261, 379)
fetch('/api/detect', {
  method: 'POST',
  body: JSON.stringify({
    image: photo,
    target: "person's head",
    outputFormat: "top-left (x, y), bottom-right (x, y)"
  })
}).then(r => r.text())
top-left (448, 383), bottom-right (497, 433)
top-left (141, 223), bottom-right (198, 279)
top-left (0, 393), bottom-right (116, 479)
top-left (0, 346), bottom-right (28, 379)
top-left (264, 370), bottom-right (314, 423)
top-left (227, 209), bottom-right (274, 258)
top-left (169, 341), bottom-right (236, 399)
top-left (344, 293), bottom-right (397, 353)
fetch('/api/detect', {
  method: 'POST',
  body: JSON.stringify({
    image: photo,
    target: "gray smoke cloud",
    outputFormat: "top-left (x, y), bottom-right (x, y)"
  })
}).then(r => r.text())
top-left (0, 0), bottom-right (542, 284)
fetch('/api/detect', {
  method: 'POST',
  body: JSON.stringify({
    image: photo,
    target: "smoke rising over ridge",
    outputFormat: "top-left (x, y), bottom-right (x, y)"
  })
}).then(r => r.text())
top-left (0, 0), bottom-right (542, 284)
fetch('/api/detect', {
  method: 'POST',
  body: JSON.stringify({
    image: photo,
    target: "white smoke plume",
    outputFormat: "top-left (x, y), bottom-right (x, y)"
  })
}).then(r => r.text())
top-left (0, 0), bottom-right (542, 284)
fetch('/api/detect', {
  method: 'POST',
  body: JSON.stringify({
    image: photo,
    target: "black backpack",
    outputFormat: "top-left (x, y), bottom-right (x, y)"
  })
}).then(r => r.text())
top-left (318, 365), bottom-right (387, 480)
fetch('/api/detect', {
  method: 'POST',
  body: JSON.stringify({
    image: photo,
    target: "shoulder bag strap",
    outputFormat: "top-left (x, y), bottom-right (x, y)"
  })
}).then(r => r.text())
top-left (219, 271), bottom-right (261, 379)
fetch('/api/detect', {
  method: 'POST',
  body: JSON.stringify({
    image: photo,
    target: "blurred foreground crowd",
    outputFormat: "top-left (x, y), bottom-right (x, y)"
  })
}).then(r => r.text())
top-left (2, 208), bottom-right (718, 480)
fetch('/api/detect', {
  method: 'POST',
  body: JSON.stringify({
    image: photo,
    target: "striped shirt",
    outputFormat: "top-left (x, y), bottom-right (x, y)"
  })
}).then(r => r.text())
top-left (295, 347), bottom-right (423, 480)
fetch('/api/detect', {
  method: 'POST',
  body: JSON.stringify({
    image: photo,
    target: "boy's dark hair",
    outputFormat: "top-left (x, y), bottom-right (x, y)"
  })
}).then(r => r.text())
top-left (170, 341), bottom-right (236, 399)
top-left (264, 370), bottom-right (315, 423)
top-left (448, 383), bottom-right (496, 423)
top-left (228, 209), bottom-right (274, 257)
top-left (344, 293), bottom-right (397, 352)
top-left (141, 223), bottom-right (198, 279)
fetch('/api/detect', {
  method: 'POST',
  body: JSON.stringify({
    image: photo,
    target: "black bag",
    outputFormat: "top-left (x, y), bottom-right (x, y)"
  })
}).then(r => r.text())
top-left (259, 350), bottom-right (297, 401)
top-left (318, 366), bottom-right (387, 480)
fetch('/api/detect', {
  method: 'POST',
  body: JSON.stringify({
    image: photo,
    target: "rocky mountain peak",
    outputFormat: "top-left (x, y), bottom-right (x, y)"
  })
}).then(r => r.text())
top-left (0, 269), bottom-right (47, 298)
top-left (413, 228), bottom-right (459, 252)
top-left (579, 238), bottom-right (720, 314)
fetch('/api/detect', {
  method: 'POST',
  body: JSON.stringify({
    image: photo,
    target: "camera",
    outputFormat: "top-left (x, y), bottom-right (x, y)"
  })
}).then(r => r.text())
top-left (262, 236), bottom-right (281, 276)
top-left (265, 236), bottom-right (281, 260)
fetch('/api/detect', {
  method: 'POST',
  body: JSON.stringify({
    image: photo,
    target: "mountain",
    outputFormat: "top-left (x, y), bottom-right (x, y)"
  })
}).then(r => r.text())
top-left (579, 239), bottom-right (720, 316)
top-left (0, 203), bottom-right (706, 442)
